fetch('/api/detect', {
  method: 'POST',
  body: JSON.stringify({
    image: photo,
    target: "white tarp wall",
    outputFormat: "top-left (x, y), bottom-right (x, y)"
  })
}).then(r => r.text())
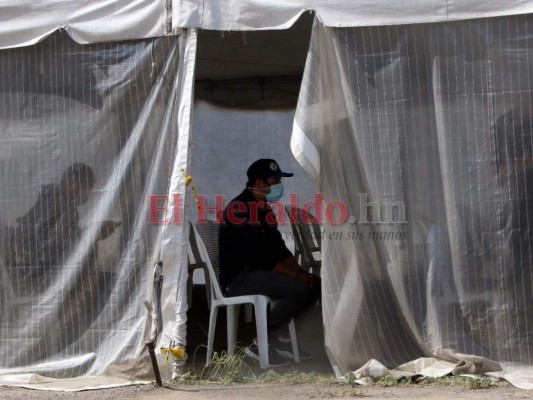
top-left (0, 30), bottom-right (196, 386)
top-left (293, 15), bottom-right (533, 385)
top-left (174, 0), bottom-right (533, 30)
top-left (2, 0), bottom-right (533, 47)
top-left (0, 0), bottom-right (169, 49)
top-left (190, 100), bottom-right (316, 217)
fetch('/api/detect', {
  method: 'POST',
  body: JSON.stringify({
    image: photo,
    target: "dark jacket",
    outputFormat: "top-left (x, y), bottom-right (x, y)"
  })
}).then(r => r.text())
top-left (13, 184), bottom-right (80, 267)
top-left (218, 188), bottom-right (292, 289)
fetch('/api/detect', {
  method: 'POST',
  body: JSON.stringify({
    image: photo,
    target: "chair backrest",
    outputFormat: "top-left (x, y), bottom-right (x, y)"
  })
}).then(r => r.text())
top-left (188, 221), bottom-right (207, 269)
top-left (191, 220), bottom-right (225, 300)
top-left (285, 205), bottom-right (304, 257)
top-left (287, 207), bottom-right (321, 247)
top-left (285, 206), bottom-right (321, 268)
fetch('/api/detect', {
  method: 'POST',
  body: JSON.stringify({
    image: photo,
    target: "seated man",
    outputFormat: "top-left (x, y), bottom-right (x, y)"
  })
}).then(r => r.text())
top-left (8, 163), bottom-right (119, 269)
top-left (1, 163), bottom-right (121, 359)
top-left (219, 158), bottom-right (321, 367)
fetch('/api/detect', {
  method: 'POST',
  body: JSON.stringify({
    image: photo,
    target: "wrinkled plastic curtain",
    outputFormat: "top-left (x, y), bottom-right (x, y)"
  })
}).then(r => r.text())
top-left (294, 15), bottom-right (533, 375)
top-left (0, 30), bottom-right (196, 381)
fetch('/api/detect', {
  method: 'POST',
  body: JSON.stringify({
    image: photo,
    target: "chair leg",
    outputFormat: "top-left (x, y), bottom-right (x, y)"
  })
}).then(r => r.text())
top-left (203, 267), bottom-right (211, 310)
top-left (186, 271), bottom-right (194, 309)
top-left (206, 305), bottom-right (219, 366)
top-left (226, 304), bottom-right (240, 356)
top-left (254, 297), bottom-right (270, 368)
top-left (288, 319), bottom-right (300, 363)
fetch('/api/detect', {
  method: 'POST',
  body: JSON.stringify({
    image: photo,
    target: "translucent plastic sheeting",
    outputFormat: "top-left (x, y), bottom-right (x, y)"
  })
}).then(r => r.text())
top-left (293, 15), bottom-right (533, 382)
top-left (0, 30), bottom-right (197, 387)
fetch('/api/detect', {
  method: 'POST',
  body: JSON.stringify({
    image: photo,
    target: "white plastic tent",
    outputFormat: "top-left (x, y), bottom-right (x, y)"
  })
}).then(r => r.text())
top-left (0, 0), bottom-right (533, 391)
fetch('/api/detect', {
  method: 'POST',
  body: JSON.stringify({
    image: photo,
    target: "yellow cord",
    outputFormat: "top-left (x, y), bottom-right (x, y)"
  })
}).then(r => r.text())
top-left (181, 170), bottom-right (201, 212)
top-left (160, 346), bottom-right (186, 361)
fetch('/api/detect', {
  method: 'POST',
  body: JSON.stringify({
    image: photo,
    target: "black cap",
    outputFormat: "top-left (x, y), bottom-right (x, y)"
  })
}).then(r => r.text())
top-left (247, 159), bottom-right (293, 184)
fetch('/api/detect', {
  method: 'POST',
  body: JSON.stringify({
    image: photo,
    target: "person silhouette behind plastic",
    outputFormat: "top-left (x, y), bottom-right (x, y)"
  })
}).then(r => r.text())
top-left (9, 163), bottom-right (119, 275)
top-left (494, 108), bottom-right (533, 364)
top-left (3, 163), bottom-right (121, 359)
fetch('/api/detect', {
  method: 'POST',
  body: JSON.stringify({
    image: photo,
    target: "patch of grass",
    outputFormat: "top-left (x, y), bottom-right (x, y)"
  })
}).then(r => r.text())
top-left (366, 374), bottom-right (497, 389)
top-left (172, 370), bottom-right (201, 384)
top-left (330, 370), bottom-right (506, 392)
top-left (341, 372), bottom-right (359, 387)
top-left (256, 369), bottom-right (281, 383)
top-left (374, 375), bottom-right (412, 387)
top-left (257, 370), bottom-right (331, 384)
top-left (201, 347), bottom-right (256, 384)
top-left (171, 347), bottom-right (254, 385)
top-left (173, 345), bottom-right (335, 386)
top-left (320, 388), bottom-right (364, 398)
top-left (417, 375), bottom-right (495, 389)
top-left (173, 349), bottom-right (337, 386)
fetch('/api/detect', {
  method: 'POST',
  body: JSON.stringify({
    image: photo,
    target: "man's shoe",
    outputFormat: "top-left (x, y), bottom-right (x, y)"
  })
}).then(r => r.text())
top-left (272, 338), bottom-right (314, 361)
top-left (245, 339), bottom-right (289, 367)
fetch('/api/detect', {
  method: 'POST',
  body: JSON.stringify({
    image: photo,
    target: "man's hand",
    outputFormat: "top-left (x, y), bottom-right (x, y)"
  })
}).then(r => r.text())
top-left (272, 260), bottom-right (315, 288)
top-left (295, 270), bottom-right (315, 288)
top-left (280, 256), bottom-right (315, 288)
top-left (98, 220), bottom-right (121, 240)
top-left (282, 255), bottom-right (301, 271)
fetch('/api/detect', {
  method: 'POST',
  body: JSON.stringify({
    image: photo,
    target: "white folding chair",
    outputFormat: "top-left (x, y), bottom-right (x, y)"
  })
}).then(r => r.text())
top-left (192, 220), bottom-right (300, 368)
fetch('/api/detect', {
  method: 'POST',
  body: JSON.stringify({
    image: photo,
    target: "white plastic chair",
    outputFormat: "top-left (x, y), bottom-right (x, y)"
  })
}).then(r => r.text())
top-left (192, 220), bottom-right (300, 368)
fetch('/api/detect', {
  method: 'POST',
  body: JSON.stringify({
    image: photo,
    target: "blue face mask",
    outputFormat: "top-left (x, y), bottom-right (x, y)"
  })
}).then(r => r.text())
top-left (265, 183), bottom-right (284, 202)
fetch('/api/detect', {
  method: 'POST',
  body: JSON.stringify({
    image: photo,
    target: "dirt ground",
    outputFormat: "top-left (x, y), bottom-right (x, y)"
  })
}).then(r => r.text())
top-left (0, 381), bottom-right (531, 400)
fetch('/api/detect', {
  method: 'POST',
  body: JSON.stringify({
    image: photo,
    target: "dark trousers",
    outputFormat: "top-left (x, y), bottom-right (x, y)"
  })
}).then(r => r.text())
top-left (226, 269), bottom-right (321, 337)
